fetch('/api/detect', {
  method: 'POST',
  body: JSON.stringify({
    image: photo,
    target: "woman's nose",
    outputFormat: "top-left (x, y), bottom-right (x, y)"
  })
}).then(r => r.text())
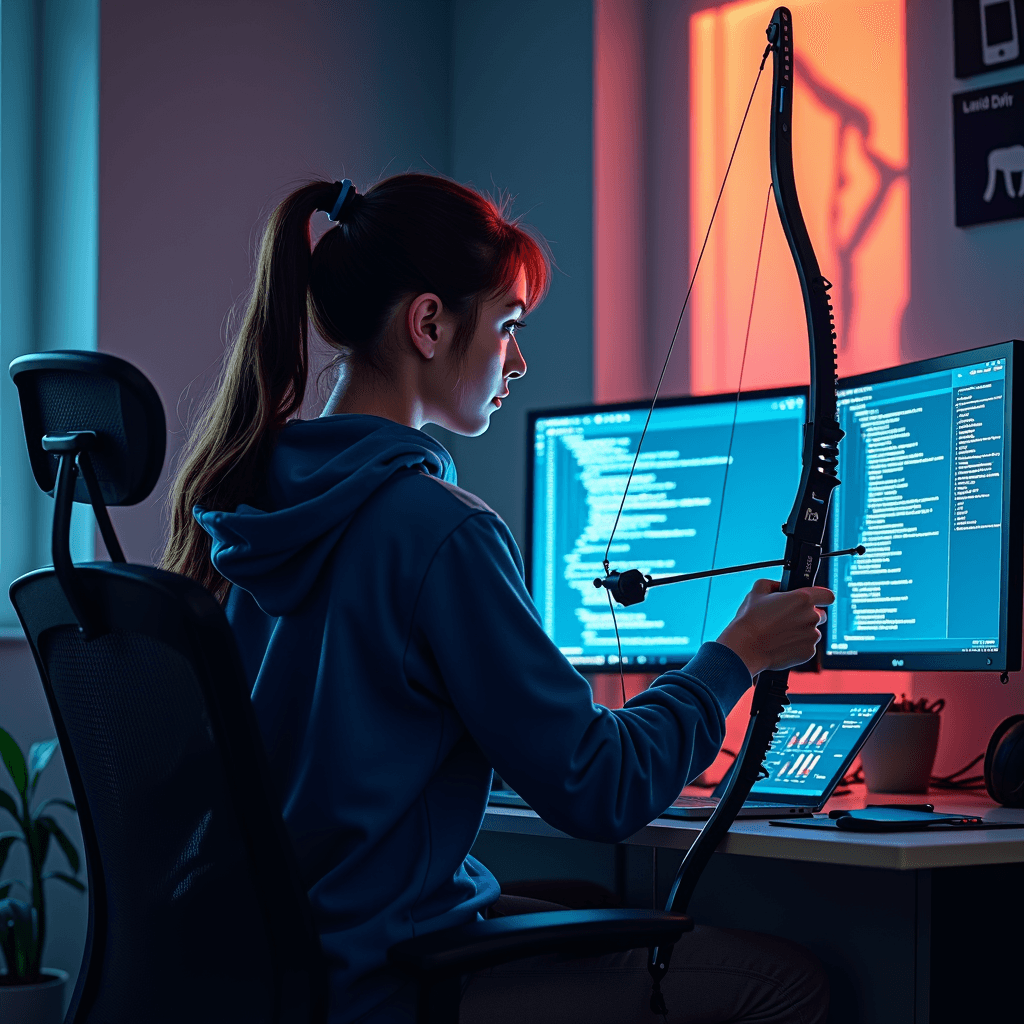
top-left (505, 339), bottom-right (527, 379)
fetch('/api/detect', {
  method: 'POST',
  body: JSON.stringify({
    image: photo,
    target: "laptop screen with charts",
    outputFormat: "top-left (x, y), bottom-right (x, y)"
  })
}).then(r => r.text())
top-left (661, 694), bottom-right (894, 819)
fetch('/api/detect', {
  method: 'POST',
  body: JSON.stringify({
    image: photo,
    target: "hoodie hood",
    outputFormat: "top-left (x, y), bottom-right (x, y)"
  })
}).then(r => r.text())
top-left (195, 415), bottom-right (455, 616)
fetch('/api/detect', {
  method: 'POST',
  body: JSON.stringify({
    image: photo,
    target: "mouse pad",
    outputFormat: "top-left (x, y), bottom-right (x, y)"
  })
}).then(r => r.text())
top-left (769, 816), bottom-right (1022, 833)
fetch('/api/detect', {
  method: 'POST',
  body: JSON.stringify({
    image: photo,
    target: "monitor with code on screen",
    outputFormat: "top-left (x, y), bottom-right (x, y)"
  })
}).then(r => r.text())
top-left (823, 341), bottom-right (1022, 673)
top-left (525, 388), bottom-right (806, 672)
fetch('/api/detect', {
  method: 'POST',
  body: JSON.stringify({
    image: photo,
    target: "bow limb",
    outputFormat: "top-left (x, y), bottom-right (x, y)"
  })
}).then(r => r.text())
top-left (657, 7), bottom-right (843, 924)
top-left (769, 6), bottom-right (843, 587)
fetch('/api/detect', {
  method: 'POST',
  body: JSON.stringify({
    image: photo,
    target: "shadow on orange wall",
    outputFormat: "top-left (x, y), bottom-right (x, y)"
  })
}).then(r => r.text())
top-left (690, 0), bottom-right (908, 393)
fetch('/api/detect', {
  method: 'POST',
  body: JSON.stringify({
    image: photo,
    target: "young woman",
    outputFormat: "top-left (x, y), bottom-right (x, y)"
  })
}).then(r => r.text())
top-left (165, 173), bottom-right (832, 1024)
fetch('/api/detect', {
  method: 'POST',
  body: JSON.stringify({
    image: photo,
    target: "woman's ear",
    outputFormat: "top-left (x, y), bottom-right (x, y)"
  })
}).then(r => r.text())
top-left (407, 293), bottom-right (446, 360)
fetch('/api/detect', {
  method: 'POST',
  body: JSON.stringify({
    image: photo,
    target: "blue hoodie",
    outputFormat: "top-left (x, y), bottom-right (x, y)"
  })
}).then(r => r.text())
top-left (196, 415), bottom-right (751, 1023)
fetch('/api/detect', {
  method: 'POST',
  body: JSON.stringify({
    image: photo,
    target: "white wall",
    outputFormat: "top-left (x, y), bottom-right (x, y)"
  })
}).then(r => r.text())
top-left (1, 0), bottom-right (98, 629)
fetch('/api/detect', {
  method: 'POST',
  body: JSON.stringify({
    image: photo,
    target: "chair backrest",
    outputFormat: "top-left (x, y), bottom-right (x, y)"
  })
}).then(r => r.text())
top-left (8, 352), bottom-right (326, 1024)
top-left (11, 350), bottom-right (165, 508)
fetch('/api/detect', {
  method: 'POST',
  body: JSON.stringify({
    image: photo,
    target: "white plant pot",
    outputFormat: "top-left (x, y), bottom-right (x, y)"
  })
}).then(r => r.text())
top-left (0, 969), bottom-right (68, 1024)
top-left (861, 712), bottom-right (941, 793)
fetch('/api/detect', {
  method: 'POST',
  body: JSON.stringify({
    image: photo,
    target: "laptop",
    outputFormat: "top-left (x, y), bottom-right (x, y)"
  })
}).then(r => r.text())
top-left (488, 693), bottom-right (893, 820)
top-left (662, 693), bottom-right (894, 819)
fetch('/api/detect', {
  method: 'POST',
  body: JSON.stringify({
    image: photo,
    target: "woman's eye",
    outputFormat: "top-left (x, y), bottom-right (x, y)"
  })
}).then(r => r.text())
top-left (504, 319), bottom-right (527, 339)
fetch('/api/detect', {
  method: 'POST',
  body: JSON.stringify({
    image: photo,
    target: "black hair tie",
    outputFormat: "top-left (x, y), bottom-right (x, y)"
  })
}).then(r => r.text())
top-left (325, 179), bottom-right (360, 223)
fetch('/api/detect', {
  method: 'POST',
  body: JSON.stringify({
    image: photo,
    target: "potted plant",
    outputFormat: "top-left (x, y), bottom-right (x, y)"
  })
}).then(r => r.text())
top-left (0, 727), bottom-right (84, 1021)
top-left (860, 696), bottom-right (944, 793)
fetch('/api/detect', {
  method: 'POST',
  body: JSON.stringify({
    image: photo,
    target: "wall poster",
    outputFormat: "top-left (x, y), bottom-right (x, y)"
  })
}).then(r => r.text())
top-left (954, 79), bottom-right (1024, 226)
top-left (955, 0), bottom-right (1024, 79)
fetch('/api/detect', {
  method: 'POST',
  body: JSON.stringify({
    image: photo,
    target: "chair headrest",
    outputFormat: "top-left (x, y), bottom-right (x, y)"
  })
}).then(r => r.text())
top-left (9, 351), bottom-right (166, 506)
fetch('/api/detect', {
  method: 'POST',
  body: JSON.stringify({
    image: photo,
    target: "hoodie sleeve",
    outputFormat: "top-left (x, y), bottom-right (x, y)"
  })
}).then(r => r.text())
top-left (407, 511), bottom-right (752, 843)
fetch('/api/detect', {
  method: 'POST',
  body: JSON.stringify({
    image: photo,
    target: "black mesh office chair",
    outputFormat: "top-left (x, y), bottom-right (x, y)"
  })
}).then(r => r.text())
top-left (8, 351), bottom-right (690, 1024)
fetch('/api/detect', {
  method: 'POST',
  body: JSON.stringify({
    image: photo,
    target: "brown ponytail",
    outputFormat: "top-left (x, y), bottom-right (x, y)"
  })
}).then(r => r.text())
top-left (164, 182), bottom-right (337, 600)
top-left (164, 173), bottom-right (549, 601)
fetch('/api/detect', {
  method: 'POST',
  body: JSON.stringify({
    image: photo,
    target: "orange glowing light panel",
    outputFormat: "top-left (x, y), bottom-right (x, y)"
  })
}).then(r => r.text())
top-left (690, 0), bottom-right (908, 394)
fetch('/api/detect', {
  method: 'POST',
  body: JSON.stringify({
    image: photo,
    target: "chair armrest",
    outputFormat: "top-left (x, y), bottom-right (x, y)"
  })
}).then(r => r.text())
top-left (388, 908), bottom-right (692, 977)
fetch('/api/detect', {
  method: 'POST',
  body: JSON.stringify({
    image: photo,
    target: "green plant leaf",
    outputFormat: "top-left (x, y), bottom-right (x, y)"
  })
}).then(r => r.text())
top-left (33, 797), bottom-right (76, 818)
top-left (0, 836), bottom-right (16, 878)
top-left (0, 833), bottom-right (24, 871)
top-left (27, 740), bottom-right (58, 793)
top-left (42, 872), bottom-right (85, 893)
top-left (37, 817), bottom-right (79, 875)
top-left (0, 789), bottom-right (19, 823)
top-left (0, 729), bottom-right (27, 797)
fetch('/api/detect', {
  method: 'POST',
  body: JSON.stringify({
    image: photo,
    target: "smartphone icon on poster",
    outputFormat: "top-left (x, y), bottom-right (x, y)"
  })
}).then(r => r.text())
top-left (982, 0), bottom-right (1020, 65)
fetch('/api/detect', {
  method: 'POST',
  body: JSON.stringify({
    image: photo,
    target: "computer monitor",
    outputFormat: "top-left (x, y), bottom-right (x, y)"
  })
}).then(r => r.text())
top-left (526, 387), bottom-right (807, 671)
top-left (823, 340), bottom-right (1022, 673)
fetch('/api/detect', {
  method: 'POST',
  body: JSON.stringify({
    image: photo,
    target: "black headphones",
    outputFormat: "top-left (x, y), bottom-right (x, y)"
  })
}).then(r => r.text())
top-left (984, 715), bottom-right (1024, 806)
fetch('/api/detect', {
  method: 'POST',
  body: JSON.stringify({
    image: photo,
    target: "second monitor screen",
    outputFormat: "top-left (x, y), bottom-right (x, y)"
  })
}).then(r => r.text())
top-left (529, 391), bottom-right (805, 669)
top-left (827, 352), bottom-right (1009, 669)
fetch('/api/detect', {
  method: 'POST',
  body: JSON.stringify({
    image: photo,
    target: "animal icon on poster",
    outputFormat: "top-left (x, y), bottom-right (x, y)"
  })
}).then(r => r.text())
top-left (983, 143), bottom-right (1024, 199)
top-left (954, 81), bottom-right (1024, 223)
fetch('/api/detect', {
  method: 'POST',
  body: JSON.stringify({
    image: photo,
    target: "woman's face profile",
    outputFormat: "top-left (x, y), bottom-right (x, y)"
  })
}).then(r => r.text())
top-left (441, 265), bottom-right (529, 436)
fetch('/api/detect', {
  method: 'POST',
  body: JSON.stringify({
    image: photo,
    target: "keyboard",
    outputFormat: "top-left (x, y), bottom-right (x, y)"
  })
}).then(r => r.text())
top-left (491, 789), bottom-right (790, 815)
top-left (672, 794), bottom-right (717, 807)
top-left (671, 795), bottom-right (788, 809)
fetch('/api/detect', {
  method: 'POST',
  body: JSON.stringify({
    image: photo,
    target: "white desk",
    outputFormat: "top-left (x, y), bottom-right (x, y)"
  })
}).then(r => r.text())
top-left (476, 790), bottom-right (1024, 1024)
top-left (483, 796), bottom-right (1024, 871)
